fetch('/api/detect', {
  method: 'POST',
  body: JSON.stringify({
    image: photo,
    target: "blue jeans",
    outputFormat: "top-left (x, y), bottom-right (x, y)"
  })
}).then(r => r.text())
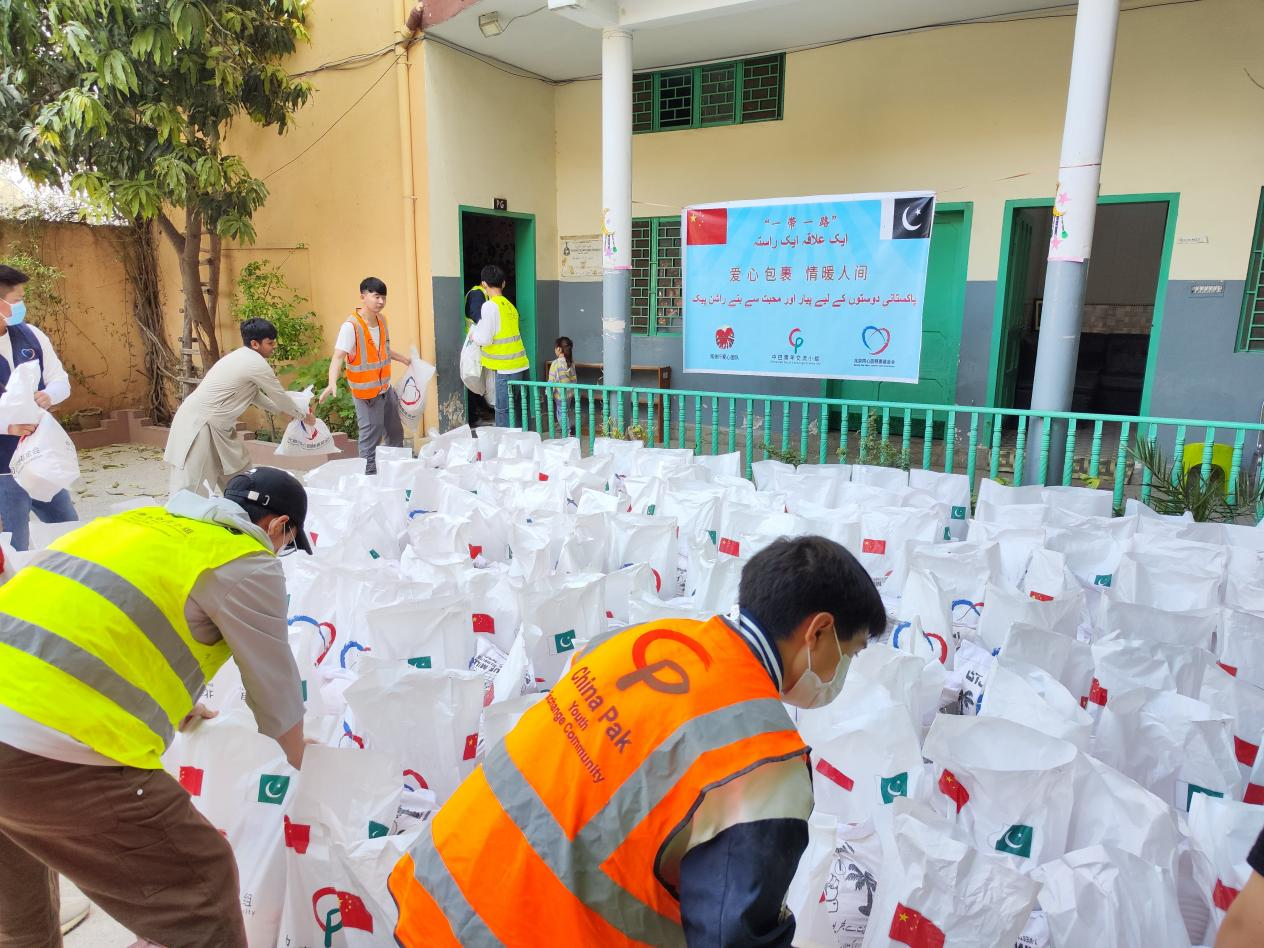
top-left (0, 476), bottom-right (78, 552)
top-left (495, 370), bottom-right (529, 428)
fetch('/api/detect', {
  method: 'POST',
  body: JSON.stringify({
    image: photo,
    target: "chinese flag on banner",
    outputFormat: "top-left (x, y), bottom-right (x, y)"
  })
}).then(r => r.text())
top-left (889, 903), bottom-right (945, 948)
top-left (938, 768), bottom-right (970, 813)
top-left (686, 208), bottom-right (728, 245)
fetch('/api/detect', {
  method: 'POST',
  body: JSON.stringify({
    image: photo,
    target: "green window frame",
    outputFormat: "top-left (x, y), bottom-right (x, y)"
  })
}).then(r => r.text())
top-left (1237, 188), bottom-right (1264, 352)
top-left (629, 217), bottom-right (683, 337)
top-left (632, 54), bottom-right (785, 134)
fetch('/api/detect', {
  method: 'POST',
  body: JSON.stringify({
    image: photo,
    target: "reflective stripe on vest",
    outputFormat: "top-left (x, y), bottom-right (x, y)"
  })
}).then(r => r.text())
top-left (345, 310), bottom-right (391, 399)
top-left (479, 296), bottom-right (529, 372)
top-left (0, 508), bottom-right (269, 768)
top-left (389, 617), bottom-right (808, 946)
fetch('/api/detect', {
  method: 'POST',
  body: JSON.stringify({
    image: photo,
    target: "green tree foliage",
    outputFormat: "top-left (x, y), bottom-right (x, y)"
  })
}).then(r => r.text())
top-left (232, 259), bottom-right (320, 363)
top-left (0, 0), bottom-right (312, 365)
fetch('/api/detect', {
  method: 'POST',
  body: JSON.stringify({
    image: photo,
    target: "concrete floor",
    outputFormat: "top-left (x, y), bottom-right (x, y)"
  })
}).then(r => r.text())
top-left (62, 879), bottom-right (133, 947)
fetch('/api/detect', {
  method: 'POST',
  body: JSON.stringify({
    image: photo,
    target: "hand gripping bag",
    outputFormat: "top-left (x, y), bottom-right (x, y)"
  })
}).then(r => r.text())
top-left (859, 808), bottom-right (1040, 948)
top-left (395, 347), bottom-right (436, 432)
top-left (922, 715), bottom-right (1078, 870)
top-left (275, 417), bottom-right (336, 457)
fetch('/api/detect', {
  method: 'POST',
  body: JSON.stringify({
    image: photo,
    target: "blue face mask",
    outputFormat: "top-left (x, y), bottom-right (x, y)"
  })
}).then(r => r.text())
top-left (4, 301), bottom-right (25, 327)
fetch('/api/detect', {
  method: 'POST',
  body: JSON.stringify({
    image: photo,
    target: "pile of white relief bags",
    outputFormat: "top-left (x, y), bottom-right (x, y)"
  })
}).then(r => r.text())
top-left (159, 427), bottom-right (1264, 948)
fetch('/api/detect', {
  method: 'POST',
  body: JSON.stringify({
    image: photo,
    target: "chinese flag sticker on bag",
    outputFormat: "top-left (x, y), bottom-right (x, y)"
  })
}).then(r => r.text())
top-left (938, 768), bottom-right (970, 813)
top-left (889, 903), bottom-right (945, 948)
top-left (862, 538), bottom-right (887, 555)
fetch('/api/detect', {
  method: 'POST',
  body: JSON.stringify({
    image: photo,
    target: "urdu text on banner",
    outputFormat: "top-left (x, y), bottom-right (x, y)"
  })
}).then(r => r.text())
top-left (682, 192), bottom-right (935, 382)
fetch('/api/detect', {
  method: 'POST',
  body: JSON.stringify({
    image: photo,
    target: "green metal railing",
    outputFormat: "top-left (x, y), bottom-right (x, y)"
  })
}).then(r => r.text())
top-left (507, 381), bottom-right (1264, 513)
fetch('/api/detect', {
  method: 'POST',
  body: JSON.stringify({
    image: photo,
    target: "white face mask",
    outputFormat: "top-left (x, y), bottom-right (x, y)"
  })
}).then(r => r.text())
top-left (781, 628), bottom-right (849, 709)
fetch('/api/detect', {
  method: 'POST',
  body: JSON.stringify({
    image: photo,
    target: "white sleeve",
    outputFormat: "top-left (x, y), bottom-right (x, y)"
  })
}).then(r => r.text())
top-left (470, 303), bottom-right (499, 347)
top-left (31, 328), bottom-right (70, 405)
top-left (334, 321), bottom-right (357, 355)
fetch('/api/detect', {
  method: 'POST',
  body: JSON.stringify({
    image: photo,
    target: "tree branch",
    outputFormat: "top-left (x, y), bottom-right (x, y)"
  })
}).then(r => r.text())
top-left (156, 210), bottom-right (185, 253)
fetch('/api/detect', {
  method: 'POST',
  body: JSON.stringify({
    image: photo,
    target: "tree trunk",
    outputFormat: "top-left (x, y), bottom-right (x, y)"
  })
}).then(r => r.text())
top-left (181, 212), bottom-right (221, 366)
top-left (118, 221), bottom-right (178, 423)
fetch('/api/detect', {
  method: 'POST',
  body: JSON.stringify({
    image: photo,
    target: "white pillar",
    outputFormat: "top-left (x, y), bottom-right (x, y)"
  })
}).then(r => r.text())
top-left (1026, 0), bottom-right (1120, 484)
top-left (601, 27), bottom-right (633, 391)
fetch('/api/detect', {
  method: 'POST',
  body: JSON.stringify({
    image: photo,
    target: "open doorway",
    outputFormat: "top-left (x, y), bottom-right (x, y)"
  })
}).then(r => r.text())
top-left (993, 199), bottom-right (1172, 415)
top-left (459, 207), bottom-right (537, 426)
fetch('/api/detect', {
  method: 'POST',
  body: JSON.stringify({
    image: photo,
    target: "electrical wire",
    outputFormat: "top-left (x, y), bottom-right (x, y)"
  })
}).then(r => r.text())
top-left (263, 53), bottom-right (403, 181)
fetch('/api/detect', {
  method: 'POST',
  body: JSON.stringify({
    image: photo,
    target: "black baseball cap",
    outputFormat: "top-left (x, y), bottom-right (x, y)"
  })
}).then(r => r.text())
top-left (224, 467), bottom-right (313, 555)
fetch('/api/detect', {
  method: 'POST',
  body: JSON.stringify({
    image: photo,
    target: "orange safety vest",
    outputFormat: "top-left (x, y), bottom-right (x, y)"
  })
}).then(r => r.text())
top-left (344, 309), bottom-right (391, 400)
top-left (388, 616), bottom-right (808, 947)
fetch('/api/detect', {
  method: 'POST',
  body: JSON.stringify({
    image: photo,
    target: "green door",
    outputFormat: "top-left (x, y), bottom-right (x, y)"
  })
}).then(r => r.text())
top-left (996, 214), bottom-right (1033, 408)
top-left (828, 207), bottom-right (970, 406)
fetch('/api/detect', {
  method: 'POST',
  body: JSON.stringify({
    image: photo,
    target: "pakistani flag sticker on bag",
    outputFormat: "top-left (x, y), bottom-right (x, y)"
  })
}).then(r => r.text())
top-left (995, 823), bottom-right (1033, 858)
top-left (880, 771), bottom-right (908, 803)
top-left (552, 629), bottom-right (577, 654)
top-left (257, 774), bottom-right (291, 805)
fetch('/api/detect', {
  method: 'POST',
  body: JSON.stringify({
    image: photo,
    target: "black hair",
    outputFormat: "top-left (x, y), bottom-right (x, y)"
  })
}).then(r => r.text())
top-left (240, 318), bottom-right (278, 347)
top-left (0, 265), bottom-right (29, 290)
top-left (360, 276), bottom-right (387, 296)
top-left (739, 536), bottom-right (885, 642)
top-left (481, 264), bottom-right (507, 289)
top-left (555, 336), bottom-right (573, 368)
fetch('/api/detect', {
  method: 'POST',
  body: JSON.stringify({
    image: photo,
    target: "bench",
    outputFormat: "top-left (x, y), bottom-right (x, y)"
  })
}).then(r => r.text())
top-left (538, 362), bottom-right (671, 440)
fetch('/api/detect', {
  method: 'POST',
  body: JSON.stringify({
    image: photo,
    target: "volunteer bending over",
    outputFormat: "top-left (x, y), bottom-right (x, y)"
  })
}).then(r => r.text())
top-left (0, 467), bottom-right (313, 948)
top-left (165, 318), bottom-right (313, 496)
top-left (0, 264), bottom-right (77, 551)
top-left (390, 535), bottom-right (886, 947)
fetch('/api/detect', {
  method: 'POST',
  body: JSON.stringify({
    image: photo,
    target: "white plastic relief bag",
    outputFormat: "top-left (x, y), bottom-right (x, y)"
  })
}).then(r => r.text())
top-left (365, 596), bottom-right (476, 673)
top-left (519, 573), bottom-right (605, 688)
top-left (1112, 550), bottom-right (1222, 612)
top-left (856, 507), bottom-right (941, 585)
top-left (0, 361), bottom-right (42, 426)
top-left (859, 808), bottom-right (1040, 948)
top-left (1199, 662), bottom-right (1264, 783)
top-left (921, 715), bottom-right (1078, 869)
top-left (608, 514), bottom-right (678, 598)
top-left (1032, 845), bottom-right (1192, 948)
top-left (1187, 794), bottom-right (1264, 943)
top-left (460, 332), bottom-right (485, 396)
top-left (786, 814), bottom-right (884, 948)
top-left (974, 581), bottom-right (1082, 653)
top-left (890, 569), bottom-right (953, 668)
top-left (1218, 607), bottom-right (1264, 687)
top-left (999, 622), bottom-right (1093, 708)
top-left (1096, 597), bottom-right (1218, 651)
top-left (1091, 631), bottom-right (1210, 702)
top-left (907, 469), bottom-right (970, 540)
top-left (163, 709), bottom-right (292, 948)
top-left (980, 658), bottom-right (1093, 751)
top-left (11, 412), bottom-right (79, 502)
top-left (835, 643), bottom-right (947, 736)
top-left (395, 347), bottom-right (435, 432)
top-left (275, 415), bottom-right (336, 457)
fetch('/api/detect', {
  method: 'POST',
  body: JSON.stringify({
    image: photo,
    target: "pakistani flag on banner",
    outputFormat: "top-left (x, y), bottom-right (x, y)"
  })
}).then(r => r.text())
top-left (880, 772), bottom-right (909, 804)
top-left (995, 823), bottom-right (1033, 858)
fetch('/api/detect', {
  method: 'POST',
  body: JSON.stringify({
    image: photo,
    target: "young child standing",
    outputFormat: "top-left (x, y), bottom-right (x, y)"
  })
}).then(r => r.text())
top-left (548, 336), bottom-right (577, 436)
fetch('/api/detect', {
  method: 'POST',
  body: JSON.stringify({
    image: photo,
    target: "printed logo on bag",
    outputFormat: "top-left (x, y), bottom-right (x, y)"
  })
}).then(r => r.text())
top-left (923, 632), bottom-right (949, 665)
top-left (861, 538), bottom-right (886, 555)
top-left (1235, 736), bottom-right (1260, 767)
top-left (951, 599), bottom-right (984, 622)
top-left (288, 615), bottom-right (337, 665)
top-left (403, 768), bottom-right (429, 792)
top-left (1213, 879), bottom-right (1240, 911)
top-left (312, 888), bottom-right (374, 945)
top-left (368, 821), bottom-right (389, 839)
top-left (400, 376), bottom-right (423, 407)
top-left (339, 641), bottom-right (371, 669)
top-left (462, 733), bottom-right (479, 761)
top-left (879, 772), bottom-right (908, 804)
top-left (889, 902), bottom-right (944, 948)
top-left (938, 769), bottom-right (969, 813)
top-left (613, 628), bottom-right (714, 696)
top-left (283, 815), bottom-right (310, 854)
top-left (1185, 782), bottom-right (1224, 812)
top-left (552, 630), bottom-right (577, 654)
top-left (257, 774), bottom-right (290, 805)
top-left (340, 722), bottom-right (365, 749)
top-left (178, 766), bottom-right (204, 796)
top-left (407, 656), bottom-right (432, 669)
top-left (472, 613), bottom-right (496, 634)
top-left (1093, 573), bottom-right (1113, 587)
top-left (950, 506), bottom-right (966, 520)
top-left (1028, 591), bottom-right (1054, 602)
top-left (995, 823), bottom-right (1034, 858)
top-left (718, 537), bottom-right (741, 556)
top-left (815, 758), bottom-right (854, 791)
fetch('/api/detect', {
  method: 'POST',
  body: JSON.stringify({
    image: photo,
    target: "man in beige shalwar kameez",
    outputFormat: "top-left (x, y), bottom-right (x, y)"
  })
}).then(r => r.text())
top-left (165, 319), bottom-right (314, 496)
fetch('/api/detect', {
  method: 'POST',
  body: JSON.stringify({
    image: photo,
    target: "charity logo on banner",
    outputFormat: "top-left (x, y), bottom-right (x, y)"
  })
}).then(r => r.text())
top-left (682, 192), bottom-right (934, 381)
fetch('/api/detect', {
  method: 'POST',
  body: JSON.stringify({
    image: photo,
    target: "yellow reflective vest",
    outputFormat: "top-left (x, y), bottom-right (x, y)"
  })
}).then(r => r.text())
top-left (0, 507), bottom-right (271, 769)
top-left (480, 295), bottom-right (530, 373)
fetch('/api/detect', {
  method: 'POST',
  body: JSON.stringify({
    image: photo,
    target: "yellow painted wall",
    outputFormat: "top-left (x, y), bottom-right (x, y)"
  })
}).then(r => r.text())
top-left (156, 0), bottom-right (440, 427)
top-left (423, 41), bottom-right (559, 280)
top-left (0, 221), bottom-right (146, 415)
top-left (554, 0), bottom-right (1264, 282)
